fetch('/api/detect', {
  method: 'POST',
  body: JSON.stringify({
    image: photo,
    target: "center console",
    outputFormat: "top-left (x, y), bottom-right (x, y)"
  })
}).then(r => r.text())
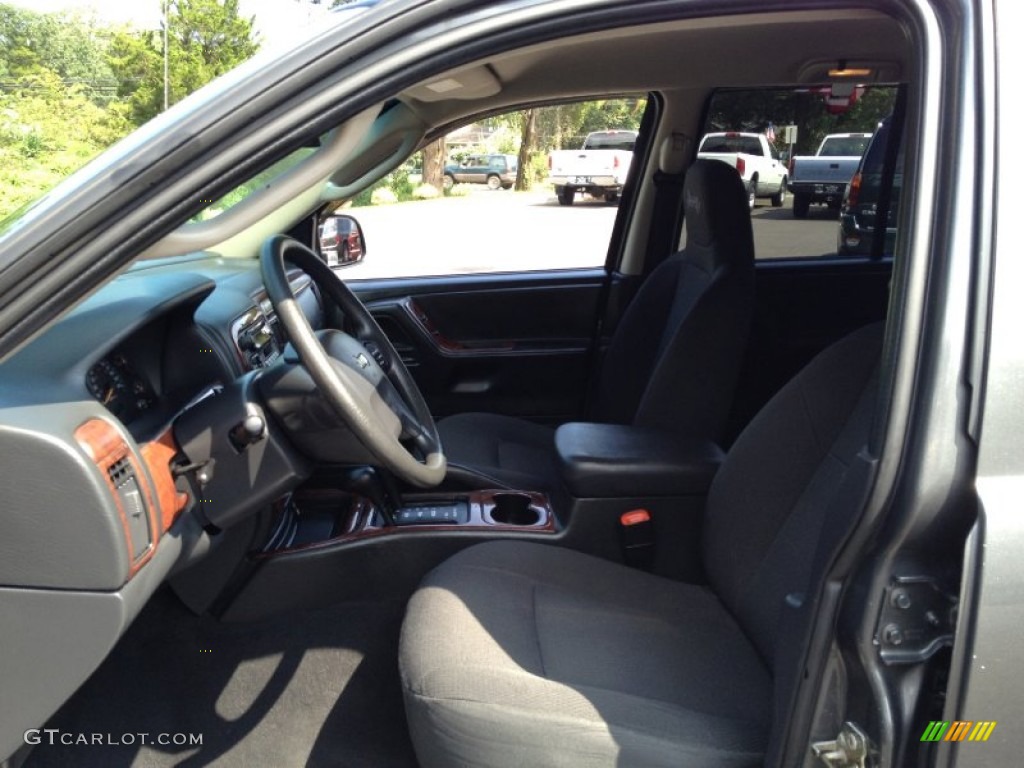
top-left (204, 423), bottom-right (722, 623)
top-left (211, 483), bottom-right (556, 620)
top-left (258, 487), bottom-right (555, 556)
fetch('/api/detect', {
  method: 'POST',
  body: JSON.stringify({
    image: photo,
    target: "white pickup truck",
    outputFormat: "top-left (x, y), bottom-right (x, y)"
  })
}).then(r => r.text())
top-left (788, 132), bottom-right (873, 218)
top-left (697, 132), bottom-right (788, 209)
top-left (547, 130), bottom-right (637, 206)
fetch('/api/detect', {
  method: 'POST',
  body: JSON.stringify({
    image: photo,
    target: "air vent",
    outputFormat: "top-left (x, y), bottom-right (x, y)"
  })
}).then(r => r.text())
top-left (108, 457), bottom-right (132, 484)
top-left (107, 457), bottom-right (151, 560)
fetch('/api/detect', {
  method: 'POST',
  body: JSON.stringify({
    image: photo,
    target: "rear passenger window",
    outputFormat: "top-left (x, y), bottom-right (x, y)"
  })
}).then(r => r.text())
top-left (698, 86), bottom-right (899, 259)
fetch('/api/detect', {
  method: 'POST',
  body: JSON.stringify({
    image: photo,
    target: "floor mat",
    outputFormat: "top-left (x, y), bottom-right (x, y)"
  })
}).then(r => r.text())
top-left (23, 588), bottom-right (418, 768)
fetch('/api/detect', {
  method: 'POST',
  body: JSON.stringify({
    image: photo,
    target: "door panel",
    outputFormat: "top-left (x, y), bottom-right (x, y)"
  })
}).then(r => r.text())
top-left (352, 270), bottom-right (606, 422)
top-left (352, 257), bottom-right (889, 436)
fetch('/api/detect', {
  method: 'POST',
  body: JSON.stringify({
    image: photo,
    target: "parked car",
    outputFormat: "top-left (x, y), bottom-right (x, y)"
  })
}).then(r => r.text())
top-left (317, 214), bottom-right (365, 266)
top-left (442, 153), bottom-right (517, 190)
top-left (0, 2), bottom-right (1016, 768)
top-left (697, 131), bottom-right (788, 208)
top-left (837, 117), bottom-right (902, 255)
top-left (789, 132), bottom-right (873, 217)
top-left (546, 129), bottom-right (638, 205)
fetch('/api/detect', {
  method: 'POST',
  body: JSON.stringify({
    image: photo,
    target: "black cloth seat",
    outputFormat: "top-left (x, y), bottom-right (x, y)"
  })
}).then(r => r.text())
top-left (438, 158), bottom-right (755, 492)
top-left (400, 323), bottom-right (885, 767)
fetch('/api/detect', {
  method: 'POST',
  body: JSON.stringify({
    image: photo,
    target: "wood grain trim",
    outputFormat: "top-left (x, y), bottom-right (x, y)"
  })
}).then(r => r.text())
top-left (140, 428), bottom-right (189, 534)
top-left (253, 489), bottom-right (556, 558)
top-left (403, 299), bottom-right (515, 355)
top-left (74, 418), bottom-right (159, 579)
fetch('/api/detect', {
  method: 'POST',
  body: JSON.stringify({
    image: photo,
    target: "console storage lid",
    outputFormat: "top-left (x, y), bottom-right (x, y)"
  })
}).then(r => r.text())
top-left (554, 422), bottom-right (724, 498)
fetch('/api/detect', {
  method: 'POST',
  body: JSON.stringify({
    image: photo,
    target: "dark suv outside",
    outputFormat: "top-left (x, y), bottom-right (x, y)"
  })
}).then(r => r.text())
top-left (443, 154), bottom-right (518, 190)
top-left (837, 116), bottom-right (902, 255)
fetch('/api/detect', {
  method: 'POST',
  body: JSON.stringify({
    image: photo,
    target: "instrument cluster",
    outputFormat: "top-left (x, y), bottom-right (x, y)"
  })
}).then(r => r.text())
top-left (85, 353), bottom-right (157, 422)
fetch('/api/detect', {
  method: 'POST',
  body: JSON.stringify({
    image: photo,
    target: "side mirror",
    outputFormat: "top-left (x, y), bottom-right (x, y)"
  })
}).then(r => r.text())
top-left (318, 214), bottom-right (366, 268)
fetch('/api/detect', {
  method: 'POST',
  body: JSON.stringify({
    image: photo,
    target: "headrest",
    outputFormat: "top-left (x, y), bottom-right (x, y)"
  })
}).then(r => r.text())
top-left (682, 159), bottom-right (755, 273)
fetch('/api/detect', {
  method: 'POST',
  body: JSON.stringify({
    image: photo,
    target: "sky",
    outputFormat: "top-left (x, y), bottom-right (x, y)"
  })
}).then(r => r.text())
top-left (3, 0), bottom-right (334, 47)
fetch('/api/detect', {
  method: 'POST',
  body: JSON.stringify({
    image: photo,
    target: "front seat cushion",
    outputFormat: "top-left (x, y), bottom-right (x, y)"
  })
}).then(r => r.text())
top-left (438, 412), bottom-right (558, 491)
top-left (399, 541), bottom-right (771, 768)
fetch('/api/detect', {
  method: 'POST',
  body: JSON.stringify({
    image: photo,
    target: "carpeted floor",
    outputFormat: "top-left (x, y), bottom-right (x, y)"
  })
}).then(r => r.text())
top-left (23, 588), bottom-right (418, 768)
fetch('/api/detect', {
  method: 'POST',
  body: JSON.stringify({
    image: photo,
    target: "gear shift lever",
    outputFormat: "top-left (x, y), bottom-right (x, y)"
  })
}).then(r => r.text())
top-left (341, 466), bottom-right (400, 526)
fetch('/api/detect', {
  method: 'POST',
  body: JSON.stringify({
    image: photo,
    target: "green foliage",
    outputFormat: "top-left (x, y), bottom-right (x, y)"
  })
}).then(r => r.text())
top-left (351, 166), bottom-right (424, 208)
top-left (107, 0), bottom-right (259, 125)
top-left (571, 98), bottom-right (645, 146)
top-left (0, 0), bottom-right (262, 219)
top-left (1, 4), bottom-right (118, 102)
top-left (105, 29), bottom-right (163, 125)
top-left (527, 152), bottom-right (548, 186)
top-left (707, 86), bottom-right (896, 154)
top-left (388, 166), bottom-right (415, 200)
top-left (0, 70), bottom-right (132, 217)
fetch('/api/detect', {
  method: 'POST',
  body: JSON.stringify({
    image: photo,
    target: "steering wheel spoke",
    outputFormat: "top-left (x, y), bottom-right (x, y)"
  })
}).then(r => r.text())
top-left (260, 235), bottom-right (446, 487)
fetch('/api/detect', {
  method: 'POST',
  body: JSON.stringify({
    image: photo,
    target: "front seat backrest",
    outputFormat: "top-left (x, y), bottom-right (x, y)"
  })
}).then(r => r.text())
top-left (703, 323), bottom-right (884, 668)
top-left (592, 158), bottom-right (755, 442)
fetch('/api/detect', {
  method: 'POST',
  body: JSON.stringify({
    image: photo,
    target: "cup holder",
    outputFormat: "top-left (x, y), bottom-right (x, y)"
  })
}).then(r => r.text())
top-left (489, 493), bottom-right (541, 526)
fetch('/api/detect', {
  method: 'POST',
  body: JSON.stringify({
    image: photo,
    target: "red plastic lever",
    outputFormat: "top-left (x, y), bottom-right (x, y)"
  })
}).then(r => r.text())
top-left (620, 509), bottom-right (651, 527)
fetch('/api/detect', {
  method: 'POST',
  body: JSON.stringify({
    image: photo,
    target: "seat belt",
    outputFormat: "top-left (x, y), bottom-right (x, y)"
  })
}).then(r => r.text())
top-left (646, 131), bottom-right (692, 270)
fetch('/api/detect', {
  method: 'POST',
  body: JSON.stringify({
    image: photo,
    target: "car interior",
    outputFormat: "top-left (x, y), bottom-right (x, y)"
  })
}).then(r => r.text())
top-left (0, 2), bottom-right (977, 767)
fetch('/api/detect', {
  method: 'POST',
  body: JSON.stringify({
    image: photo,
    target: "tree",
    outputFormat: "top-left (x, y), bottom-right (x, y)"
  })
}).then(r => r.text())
top-left (0, 70), bottom-right (131, 218)
top-left (107, 0), bottom-right (260, 126)
top-left (1, 4), bottom-right (117, 100)
top-left (515, 108), bottom-right (536, 191)
top-left (422, 137), bottom-right (445, 191)
top-left (706, 86), bottom-right (896, 154)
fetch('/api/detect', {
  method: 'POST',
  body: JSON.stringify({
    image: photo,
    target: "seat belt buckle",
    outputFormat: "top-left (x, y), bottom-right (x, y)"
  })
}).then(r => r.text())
top-left (619, 509), bottom-right (655, 570)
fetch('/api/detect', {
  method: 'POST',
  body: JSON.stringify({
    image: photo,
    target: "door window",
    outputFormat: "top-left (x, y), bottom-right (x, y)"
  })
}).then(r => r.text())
top-left (334, 96), bottom-right (648, 280)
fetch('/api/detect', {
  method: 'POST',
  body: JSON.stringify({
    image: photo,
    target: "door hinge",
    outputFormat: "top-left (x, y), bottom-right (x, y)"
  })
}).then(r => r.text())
top-left (812, 721), bottom-right (873, 768)
top-left (875, 576), bottom-right (957, 664)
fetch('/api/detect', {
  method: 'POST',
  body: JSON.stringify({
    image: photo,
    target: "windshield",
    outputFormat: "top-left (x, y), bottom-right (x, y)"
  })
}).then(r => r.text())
top-left (0, 1), bottom-right (346, 229)
top-left (819, 136), bottom-right (872, 156)
top-left (699, 135), bottom-right (763, 155)
top-left (190, 147), bottom-right (317, 222)
top-left (584, 132), bottom-right (637, 150)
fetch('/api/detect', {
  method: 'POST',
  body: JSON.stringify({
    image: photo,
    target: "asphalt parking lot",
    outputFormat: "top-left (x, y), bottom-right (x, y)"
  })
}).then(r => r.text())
top-left (339, 187), bottom-right (840, 280)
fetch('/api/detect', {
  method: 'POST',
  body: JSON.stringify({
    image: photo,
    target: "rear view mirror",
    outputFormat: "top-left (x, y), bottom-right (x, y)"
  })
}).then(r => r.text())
top-left (318, 214), bottom-right (366, 268)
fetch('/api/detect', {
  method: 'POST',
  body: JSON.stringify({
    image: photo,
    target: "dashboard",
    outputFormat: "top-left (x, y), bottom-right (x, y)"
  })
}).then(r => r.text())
top-left (0, 252), bottom-right (329, 760)
top-left (0, 253), bottom-right (326, 586)
top-left (24, 256), bottom-right (320, 442)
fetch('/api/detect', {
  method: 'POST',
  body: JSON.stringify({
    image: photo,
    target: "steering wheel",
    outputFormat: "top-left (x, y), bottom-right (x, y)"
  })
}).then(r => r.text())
top-left (260, 234), bottom-right (446, 487)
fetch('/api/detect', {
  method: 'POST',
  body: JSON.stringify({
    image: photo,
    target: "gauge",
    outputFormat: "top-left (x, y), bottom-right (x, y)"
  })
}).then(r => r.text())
top-left (86, 359), bottom-right (129, 416)
top-left (85, 354), bottom-right (156, 421)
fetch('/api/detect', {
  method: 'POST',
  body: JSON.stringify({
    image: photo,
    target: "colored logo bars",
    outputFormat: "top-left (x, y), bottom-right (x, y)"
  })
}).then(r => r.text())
top-left (921, 721), bottom-right (997, 743)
